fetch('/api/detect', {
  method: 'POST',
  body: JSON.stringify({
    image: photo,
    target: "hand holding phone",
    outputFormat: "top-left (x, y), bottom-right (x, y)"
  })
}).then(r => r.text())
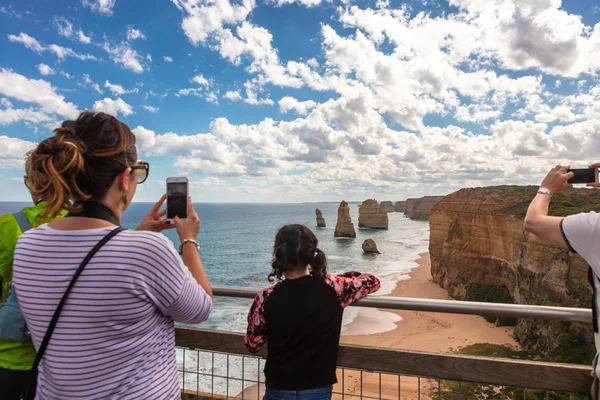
top-left (174, 196), bottom-right (200, 241)
top-left (587, 163), bottom-right (600, 188)
top-left (567, 168), bottom-right (599, 184)
top-left (166, 177), bottom-right (188, 219)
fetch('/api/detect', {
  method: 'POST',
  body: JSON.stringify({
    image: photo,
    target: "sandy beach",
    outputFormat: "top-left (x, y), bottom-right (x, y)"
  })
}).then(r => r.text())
top-left (239, 252), bottom-right (518, 399)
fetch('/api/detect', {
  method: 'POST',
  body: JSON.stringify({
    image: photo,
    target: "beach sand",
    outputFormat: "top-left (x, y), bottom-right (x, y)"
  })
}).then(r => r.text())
top-left (238, 252), bottom-right (518, 399)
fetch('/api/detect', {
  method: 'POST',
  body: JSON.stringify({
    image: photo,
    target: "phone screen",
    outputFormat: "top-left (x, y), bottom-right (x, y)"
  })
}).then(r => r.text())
top-left (567, 168), bottom-right (596, 184)
top-left (167, 181), bottom-right (188, 219)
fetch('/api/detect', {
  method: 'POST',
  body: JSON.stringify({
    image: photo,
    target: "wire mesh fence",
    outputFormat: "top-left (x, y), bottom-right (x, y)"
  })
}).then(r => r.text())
top-left (176, 347), bottom-right (587, 400)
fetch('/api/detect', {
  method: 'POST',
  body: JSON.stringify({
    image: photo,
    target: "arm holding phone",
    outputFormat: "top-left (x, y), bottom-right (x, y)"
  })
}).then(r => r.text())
top-left (523, 165), bottom-right (574, 247)
top-left (174, 197), bottom-right (213, 299)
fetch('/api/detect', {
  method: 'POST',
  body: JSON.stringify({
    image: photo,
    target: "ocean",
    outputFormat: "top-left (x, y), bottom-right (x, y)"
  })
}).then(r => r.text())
top-left (0, 201), bottom-right (430, 394)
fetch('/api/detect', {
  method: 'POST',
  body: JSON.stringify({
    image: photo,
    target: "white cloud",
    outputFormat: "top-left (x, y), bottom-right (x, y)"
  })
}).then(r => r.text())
top-left (82, 0), bottom-right (116, 15)
top-left (9, 32), bottom-right (98, 61)
top-left (0, 5), bottom-right (22, 19)
top-left (77, 30), bottom-right (92, 44)
top-left (92, 97), bottom-right (134, 116)
top-left (0, 136), bottom-right (37, 169)
top-left (37, 64), bottom-right (56, 76)
top-left (91, 83), bottom-right (104, 94)
top-left (126, 26), bottom-right (146, 41)
top-left (171, 0), bottom-right (255, 45)
top-left (141, 105), bottom-right (159, 113)
top-left (54, 17), bottom-right (74, 38)
top-left (191, 74), bottom-right (210, 87)
top-left (8, 32), bottom-right (44, 53)
top-left (102, 41), bottom-right (145, 73)
top-left (0, 69), bottom-right (79, 119)
top-left (267, 0), bottom-right (322, 7)
top-left (53, 17), bottom-right (93, 44)
top-left (224, 90), bottom-right (242, 101)
top-left (164, 56), bottom-right (173, 62)
top-left (104, 80), bottom-right (137, 95)
top-left (278, 96), bottom-right (317, 115)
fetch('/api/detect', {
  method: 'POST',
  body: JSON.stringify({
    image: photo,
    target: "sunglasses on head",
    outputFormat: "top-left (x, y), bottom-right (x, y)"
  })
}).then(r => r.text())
top-left (131, 161), bottom-right (150, 184)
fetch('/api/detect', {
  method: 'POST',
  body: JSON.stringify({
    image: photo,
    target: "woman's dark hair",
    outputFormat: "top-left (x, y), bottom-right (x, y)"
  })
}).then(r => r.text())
top-left (269, 224), bottom-right (327, 283)
top-left (28, 111), bottom-right (137, 216)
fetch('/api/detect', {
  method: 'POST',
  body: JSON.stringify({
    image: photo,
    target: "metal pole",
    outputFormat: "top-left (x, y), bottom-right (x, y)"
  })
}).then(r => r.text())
top-left (212, 286), bottom-right (593, 323)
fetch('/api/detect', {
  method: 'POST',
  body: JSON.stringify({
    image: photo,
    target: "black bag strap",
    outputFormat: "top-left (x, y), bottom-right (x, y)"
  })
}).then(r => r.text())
top-left (589, 266), bottom-right (599, 333)
top-left (13, 211), bottom-right (32, 233)
top-left (24, 226), bottom-right (125, 395)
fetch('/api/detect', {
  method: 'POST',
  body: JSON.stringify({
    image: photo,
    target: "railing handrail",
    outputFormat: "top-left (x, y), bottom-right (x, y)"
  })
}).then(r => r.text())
top-left (213, 285), bottom-right (593, 323)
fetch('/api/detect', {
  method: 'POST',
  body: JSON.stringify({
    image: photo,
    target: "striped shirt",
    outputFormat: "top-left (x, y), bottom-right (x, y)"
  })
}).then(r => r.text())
top-left (12, 225), bottom-right (212, 400)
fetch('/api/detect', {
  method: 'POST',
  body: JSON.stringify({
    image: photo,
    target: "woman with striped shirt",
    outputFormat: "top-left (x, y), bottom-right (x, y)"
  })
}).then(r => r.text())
top-left (12, 111), bottom-right (213, 399)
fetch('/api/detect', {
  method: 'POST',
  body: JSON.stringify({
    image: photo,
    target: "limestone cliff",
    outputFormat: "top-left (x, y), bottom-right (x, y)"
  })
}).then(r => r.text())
top-left (404, 198), bottom-right (416, 217)
top-left (429, 186), bottom-right (599, 362)
top-left (379, 201), bottom-right (395, 213)
top-left (316, 208), bottom-right (326, 227)
top-left (395, 201), bottom-right (406, 212)
top-left (405, 196), bottom-right (445, 220)
top-left (334, 201), bottom-right (356, 238)
top-left (359, 199), bottom-right (388, 229)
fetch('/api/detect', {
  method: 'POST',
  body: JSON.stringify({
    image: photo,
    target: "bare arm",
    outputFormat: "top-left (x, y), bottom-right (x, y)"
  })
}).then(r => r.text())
top-left (181, 239), bottom-right (213, 299)
top-left (175, 197), bottom-right (213, 299)
top-left (523, 165), bottom-right (574, 247)
top-left (523, 193), bottom-right (566, 247)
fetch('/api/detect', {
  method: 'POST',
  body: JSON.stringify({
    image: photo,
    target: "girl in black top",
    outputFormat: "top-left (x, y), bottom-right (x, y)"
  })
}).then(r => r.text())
top-left (245, 224), bottom-right (380, 400)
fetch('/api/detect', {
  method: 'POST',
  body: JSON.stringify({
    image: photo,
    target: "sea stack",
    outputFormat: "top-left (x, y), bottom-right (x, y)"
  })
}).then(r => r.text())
top-left (316, 208), bottom-right (326, 227)
top-left (362, 239), bottom-right (380, 254)
top-left (379, 201), bottom-right (394, 213)
top-left (358, 199), bottom-right (388, 229)
top-left (395, 201), bottom-right (406, 212)
top-left (334, 201), bottom-right (356, 238)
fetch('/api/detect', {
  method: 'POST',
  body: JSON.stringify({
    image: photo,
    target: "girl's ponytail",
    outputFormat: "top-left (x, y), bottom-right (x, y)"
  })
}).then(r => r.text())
top-left (309, 249), bottom-right (327, 281)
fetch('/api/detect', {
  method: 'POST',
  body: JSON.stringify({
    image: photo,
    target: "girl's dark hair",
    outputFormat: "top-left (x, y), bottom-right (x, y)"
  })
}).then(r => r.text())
top-left (28, 111), bottom-right (137, 216)
top-left (269, 224), bottom-right (327, 283)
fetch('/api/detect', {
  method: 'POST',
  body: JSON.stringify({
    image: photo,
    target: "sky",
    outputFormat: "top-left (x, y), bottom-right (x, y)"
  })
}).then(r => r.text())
top-left (1, 0), bottom-right (600, 203)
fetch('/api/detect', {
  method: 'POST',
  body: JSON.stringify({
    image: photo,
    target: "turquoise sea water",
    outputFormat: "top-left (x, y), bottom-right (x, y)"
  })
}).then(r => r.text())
top-left (0, 201), bottom-right (429, 333)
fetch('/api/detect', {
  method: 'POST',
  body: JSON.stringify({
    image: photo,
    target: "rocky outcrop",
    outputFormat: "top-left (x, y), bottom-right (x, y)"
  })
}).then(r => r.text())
top-left (394, 201), bottom-right (406, 212)
top-left (404, 198), bottom-right (416, 217)
top-left (405, 196), bottom-right (445, 220)
top-left (362, 239), bottom-right (380, 254)
top-left (358, 199), bottom-right (388, 230)
top-left (316, 209), bottom-right (326, 227)
top-left (429, 186), bottom-right (598, 362)
top-left (380, 201), bottom-right (394, 213)
top-left (334, 201), bottom-right (356, 238)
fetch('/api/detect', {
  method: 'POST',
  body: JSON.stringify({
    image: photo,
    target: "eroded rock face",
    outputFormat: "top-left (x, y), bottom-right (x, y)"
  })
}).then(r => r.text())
top-left (358, 199), bottom-right (388, 230)
top-left (405, 196), bottom-right (445, 220)
top-left (429, 186), bottom-right (595, 361)
top-left (379, 201), bottom-right (394, 213)
top-left (395, 201), bottom-right (406, 212)
top-left (334, 201), bottom-right (356, 238)
top-left (362, 239), bottom-right (380, 254)
top-left (316, 208), bottom-right (326, 227)
top-left (404, 198), bottom-right (416, 217)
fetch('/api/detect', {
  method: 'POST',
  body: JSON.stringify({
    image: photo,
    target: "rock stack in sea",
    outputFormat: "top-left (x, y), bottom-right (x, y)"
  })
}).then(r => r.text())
top-left (334, 201), bottom-right (356, 238)
top-left (379, 201), bottom-right (395, 212)
top-left (316, 208), bottom-right (326, 227)
top-left (394, 201), bottom-right (406, 212)
top-left (358, 199), bottom-right (388, 229)
top-left (362, 239), bottom-right (380, 254)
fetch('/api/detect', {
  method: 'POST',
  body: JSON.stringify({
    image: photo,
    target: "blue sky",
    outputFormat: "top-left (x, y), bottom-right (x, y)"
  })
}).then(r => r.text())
top-left (1, 0), bottom-right (600, 202)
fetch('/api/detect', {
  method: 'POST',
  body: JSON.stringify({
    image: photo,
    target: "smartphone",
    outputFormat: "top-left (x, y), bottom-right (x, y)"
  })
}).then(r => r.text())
top-left (567, 168), bottom-right (599, 184)
top-left (166, 177), bottom-right (188, 219)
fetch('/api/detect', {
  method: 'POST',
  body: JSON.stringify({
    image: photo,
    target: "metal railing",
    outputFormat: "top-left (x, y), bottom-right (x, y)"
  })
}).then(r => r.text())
top-left (175, 287), bottom-right (595, 399)
top-left (212, 285), bottom-right (593, 323)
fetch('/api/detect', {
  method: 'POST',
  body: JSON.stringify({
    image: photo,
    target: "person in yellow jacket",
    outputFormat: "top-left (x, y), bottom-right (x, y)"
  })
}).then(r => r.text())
top-left (0, 157), bottom-right (67, 399)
